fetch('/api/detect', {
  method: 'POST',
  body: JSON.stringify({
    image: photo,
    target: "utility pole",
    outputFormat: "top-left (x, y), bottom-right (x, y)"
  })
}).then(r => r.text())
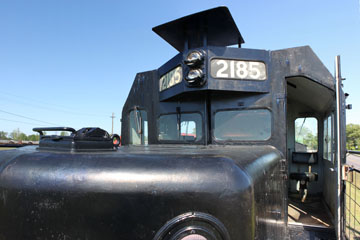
top-left (110, 112), bottom-right (115, 135)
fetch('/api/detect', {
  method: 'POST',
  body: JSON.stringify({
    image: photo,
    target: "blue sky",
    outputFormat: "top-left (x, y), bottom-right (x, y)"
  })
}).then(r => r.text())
top-left (1, 0), bottom-right (359, 135)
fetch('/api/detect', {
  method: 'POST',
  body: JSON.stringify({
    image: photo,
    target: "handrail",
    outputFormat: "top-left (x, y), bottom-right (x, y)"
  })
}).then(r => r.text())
top-left (335, 55), bottom-right (342, 240)
top-left (348, 150), bottom-right (360, 155)
top-left (33, 127), bottom-right (76, 136)
top-left (346, 150), bottom-right (360, 173)
top-left (347, 166), bottom-right (360, 173)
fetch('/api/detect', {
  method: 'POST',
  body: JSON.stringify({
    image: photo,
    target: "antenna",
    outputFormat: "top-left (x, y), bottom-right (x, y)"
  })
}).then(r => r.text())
top-left (110, 112), bottom-right (115, 135)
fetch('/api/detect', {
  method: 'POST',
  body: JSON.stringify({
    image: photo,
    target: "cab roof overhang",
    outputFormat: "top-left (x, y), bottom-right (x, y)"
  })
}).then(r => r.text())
top-left (152, 7), bottom-right (245, 52)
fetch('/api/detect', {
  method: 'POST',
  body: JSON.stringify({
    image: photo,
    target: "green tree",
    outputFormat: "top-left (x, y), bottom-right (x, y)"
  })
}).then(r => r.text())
top-left (304, 132), bottom-right (318, 150)
top-left (9, 129), bottom-right (29, 141)
top-left (0, 131), bottom-right (9, 140)
top-left (18, 133), bottom-right (28, 141)
top-left (347, 124), bottom-right (360, 150)
top-left (60, 131), bottom-right (69, 136)
top-left (295, 118), bottom-right (318, 151)
top-left (9, 129), bottom-right (21, 140)
top-left (27, 134), bottom-right (40, 141)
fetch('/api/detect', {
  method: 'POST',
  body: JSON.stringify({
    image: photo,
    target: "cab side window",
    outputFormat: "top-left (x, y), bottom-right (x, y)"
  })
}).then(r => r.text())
top-left (323, 114), bottom-right (333, 161)
top-left (157, 113), bottom-right (202, 142)
top-left (129, 109), bottom-right (148, 145)
top-left (214, 109), bottom-right (271, 141)
top-left (295, 117), bottom-right (318, 152)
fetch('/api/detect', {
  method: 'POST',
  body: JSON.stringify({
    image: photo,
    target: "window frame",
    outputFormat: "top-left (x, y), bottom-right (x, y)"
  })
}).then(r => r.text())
top-left (157, 111), bottom-right (204, 144)
top-left (323, 113), bottom-right (334, 162)
top-left (129, 108), bottom-right (148, 146)
top-left (212, 108), bottom-right (273, 143)
top-left (294, 116), bottom-right (319, 153)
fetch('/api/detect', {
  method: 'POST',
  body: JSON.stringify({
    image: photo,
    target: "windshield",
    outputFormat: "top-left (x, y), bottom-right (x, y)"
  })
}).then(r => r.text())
top-left (295, 117), bottom-right (318, 152)
top-left (214, 109), bottom-right (271, 141)
top-left (158, 113), bottom-right (202, 142)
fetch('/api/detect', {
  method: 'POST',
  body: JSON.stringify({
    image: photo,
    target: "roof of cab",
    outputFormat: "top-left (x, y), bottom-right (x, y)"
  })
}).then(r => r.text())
top-left (152, 6), bottom-right (244, 52)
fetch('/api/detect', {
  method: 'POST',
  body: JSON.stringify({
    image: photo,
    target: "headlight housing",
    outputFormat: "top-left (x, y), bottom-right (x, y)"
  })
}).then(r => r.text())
top-left (184, 50), bottom-right (205, 67)
top-left (186, 69), bottom-right (204, 84)
top-left (153, 212), bottom-right (230, 240)
top-left (183, 50), bottom-right (206, 87)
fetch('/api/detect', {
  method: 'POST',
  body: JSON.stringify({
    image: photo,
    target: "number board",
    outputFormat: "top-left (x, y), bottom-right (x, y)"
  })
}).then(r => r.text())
top-left (159, 66), bottom-right (183, 92)
top-left (210, 59), bottom-right (267, 80)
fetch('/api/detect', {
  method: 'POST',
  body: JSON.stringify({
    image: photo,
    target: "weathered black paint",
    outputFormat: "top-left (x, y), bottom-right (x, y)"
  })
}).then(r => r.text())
top-left (0, 6), bottom-right (344, 240)
top-left (0, 145), bottom-right (281, 239)
top-left (33, 127), bottom-right (116, 152)
top-left (152, 7), bottom-right (244, 52)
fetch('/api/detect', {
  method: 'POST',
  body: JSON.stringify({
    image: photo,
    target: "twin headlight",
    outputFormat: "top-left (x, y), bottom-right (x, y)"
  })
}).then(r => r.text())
top-left (186, 69), bottom-right (204, 83)
top-left (184, 50), bottom-right (204, 67)
top-left (184, 50), bottom-right (206, 87)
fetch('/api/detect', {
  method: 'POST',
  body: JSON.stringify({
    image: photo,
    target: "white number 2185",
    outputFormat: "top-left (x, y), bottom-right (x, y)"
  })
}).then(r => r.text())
top-left (210, 59), bottom-right (266, 80)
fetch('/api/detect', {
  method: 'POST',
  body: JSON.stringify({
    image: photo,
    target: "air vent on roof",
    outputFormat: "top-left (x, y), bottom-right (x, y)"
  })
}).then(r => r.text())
top-left (33, 127), bottom-right (120, 152)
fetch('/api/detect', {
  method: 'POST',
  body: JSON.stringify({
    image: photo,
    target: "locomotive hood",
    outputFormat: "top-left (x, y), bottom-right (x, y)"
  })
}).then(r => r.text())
top-left (0, 145), bottom-right (282, 239)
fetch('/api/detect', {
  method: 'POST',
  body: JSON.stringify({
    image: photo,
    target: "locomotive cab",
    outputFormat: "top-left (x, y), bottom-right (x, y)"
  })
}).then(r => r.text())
top-left (0, 7), bottom-right (347, 240)
top-left (286, 75), bottom-right (337, 233)
top-left (121, 7), bottom-right (343, 239)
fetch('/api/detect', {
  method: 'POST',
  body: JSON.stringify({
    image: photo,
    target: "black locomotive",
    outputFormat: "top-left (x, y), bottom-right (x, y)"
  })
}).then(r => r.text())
top-left (0, 7), bottom-right (347, 240)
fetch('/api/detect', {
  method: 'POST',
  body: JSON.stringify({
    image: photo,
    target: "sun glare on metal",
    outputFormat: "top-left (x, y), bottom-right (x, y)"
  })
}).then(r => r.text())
top-left (181, 234), bottom-right (207, 240)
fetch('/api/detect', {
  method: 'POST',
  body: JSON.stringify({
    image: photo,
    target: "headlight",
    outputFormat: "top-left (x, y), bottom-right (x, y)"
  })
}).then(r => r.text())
top-left (184, 50), bottom-right (204, 67)
top-left (153, 212), bottom-right (229, 240)
top-left (186, 69), bottom-right (204, 84)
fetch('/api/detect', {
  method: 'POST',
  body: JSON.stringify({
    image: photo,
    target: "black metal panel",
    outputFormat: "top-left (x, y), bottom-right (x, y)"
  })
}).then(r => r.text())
top-left (288, 225), bottom-right (336, 239)
top-left (121, 70), bottom-right (158, 145)
top-left (34, 127), bottom-right (115, 152)
top-left (292, 152), bottom-right (318, 164)
top-left (0, 6), bottom-right (342, 240)
top-left (290, 172), bottom-right (318, 182)
top-left (157, 53), bottom-right (186, 101)
top-left (0, 145), bottom-right (282, 240)
top-left (271, 46), bottom-right (335, 90)
top-left (158, 46), bottom-right (271, 102)
top-left (152, 7), bottom-right (244, 52)
top-left (207, 47), bottom-right (270, 92)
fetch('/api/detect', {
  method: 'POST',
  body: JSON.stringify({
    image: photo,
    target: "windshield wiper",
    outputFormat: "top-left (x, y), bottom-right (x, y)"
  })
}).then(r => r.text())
top-left (176, 107), bottom-right (181, 139)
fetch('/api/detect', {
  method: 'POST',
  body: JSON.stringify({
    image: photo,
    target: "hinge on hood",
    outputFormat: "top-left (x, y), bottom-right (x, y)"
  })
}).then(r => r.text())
top-left (342, 164), bottom-right (353, 182)
top-left (280, 159), bottom-right (287, 180)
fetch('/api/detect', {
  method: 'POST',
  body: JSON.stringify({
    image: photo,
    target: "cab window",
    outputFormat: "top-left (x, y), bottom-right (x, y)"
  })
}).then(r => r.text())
top-left (158, 113), bottom-right (202, 142)
top-left (214, 109), bottom-right (271, 141)
top-left (323, 114), bottom-right (333, 161)
top-left (129, 109), bottom-right (148, 145)
top-left (295, 117), bottom-right (318, 152)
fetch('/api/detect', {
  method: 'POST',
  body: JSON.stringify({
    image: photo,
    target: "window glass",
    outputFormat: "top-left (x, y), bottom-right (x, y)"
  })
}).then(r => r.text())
top-left (180, 120), bottom-right (196, 140)
top-left (295, 117), bottom-right (318, 152)
top-left (323, 115), bottom-right (333, 161)
top-left (129, 109), bottom-right (148, 145)
top-left (214, 109), bottom-right (271, 141)
top-left (158, 113), bottom-right (202, 142)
